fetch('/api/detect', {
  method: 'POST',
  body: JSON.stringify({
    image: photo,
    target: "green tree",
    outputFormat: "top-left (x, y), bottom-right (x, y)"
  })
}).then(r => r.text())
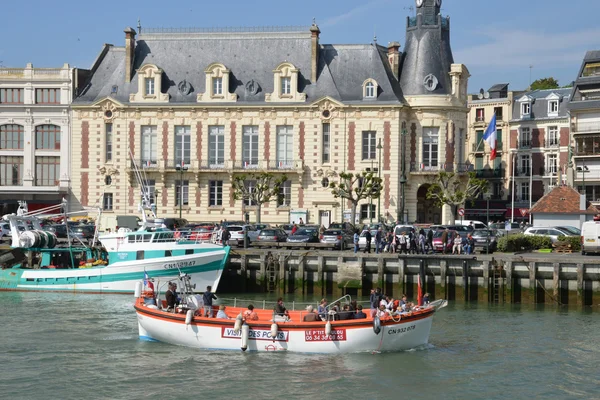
top-left (425, 171), bottom-right (488, 219)
top-left (329, 171), bottom-right (383, 225)
top-left (231, 172), bottom-right (288, 223)
top-left (530, 77), bottom-right (559, 90)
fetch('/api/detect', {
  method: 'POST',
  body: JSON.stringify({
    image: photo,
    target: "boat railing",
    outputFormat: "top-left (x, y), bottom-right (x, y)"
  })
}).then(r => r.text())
top-left (217, 296), bottom-right (371, 311)
top-left (325, 294), bottom-right (352, 311)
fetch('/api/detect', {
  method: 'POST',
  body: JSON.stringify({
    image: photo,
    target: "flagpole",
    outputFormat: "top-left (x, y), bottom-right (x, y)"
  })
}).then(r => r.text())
top-left (511, 153), bottom-right (515, 223)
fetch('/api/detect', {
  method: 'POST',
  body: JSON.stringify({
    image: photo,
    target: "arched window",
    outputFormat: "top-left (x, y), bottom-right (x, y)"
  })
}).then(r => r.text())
top-left (35, 125), bottom-right (61, 150)
top-left (130, 64), bottom-right (169, 103)
top-left (265, 62), bottom-right (306, 102)
top-left (0, 124), bottom-right (24, 149)
top-left (363, 79), bottom-right (378, 99)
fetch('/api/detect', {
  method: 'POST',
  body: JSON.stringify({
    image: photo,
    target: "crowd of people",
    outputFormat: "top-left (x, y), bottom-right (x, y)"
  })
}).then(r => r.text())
top-left (370, 287), bottom-right (429, 317)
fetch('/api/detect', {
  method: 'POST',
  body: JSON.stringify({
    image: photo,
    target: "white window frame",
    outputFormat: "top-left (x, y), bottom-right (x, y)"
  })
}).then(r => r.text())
top-left (520, 181), bottom-right (530, 201)
top-left (213, 77), bottom-right (223, 96)
top-left (278, 180), bottom-right (291, 207)
top-left (360, 204), bottom-right (376, 220)
top-left (175, 125), bottom-right (191, 167)
top-left (276, 125), bottom-right (294, 168)
top-left (322, 123), bottom-right (330, 163)
top-left (519, 127), bottom-right (531, 148)
top-left (175, 180), bottom-right (189, 207)
top-left (521, 102), bottom-right (531, 117)
top-left (141, 125), bottom-right (157, 166)
top-left (547, 126), bottom-right (559, 147)
top-left (365, 82), bottom-right (375, 98)
top-left (281, 77), bottom-right (291, 95)
top-left (103, 193), bottom-right (113, 211)
top-left (145, 78), bottom-right (155, 96)
top-left (362, 131), bottom-right (376, 160)
top-left (209, 180), bottom-right (223, 206)
top-left (547, 153), bottom-right (558, 175)
top-left (422, 127), bottom-right (439, 170)
top-left (208, 125), bottom-right (225, 168)
top-left (105, 123), bottom-right (113, 162)
top-left (243, 180), bottom-right (257, 206)
top-left (520, 154), bottom-right (530, 175)
top-left (242, 125), bottom-right (259, 168)
top-left (548, 100), bottom-right (559, 115)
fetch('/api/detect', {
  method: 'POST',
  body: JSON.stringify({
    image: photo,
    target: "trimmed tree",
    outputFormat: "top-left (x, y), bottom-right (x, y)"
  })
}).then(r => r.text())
top-left (329, 171), bottom-right (383, 225)
top-left (425, 171), bottom-right (488, 222)
top-left (530, 77), bottom-right (559, 91)
top-left (231, 172), bottom-right (288, 223)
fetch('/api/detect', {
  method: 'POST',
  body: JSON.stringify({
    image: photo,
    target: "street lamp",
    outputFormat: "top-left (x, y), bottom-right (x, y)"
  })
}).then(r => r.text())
top-left (377, 138), bottom-right (383, 223)
top-left (400, 128), bottom-right (408, 223)
top-left (175, 162), bottom-right (188, 219)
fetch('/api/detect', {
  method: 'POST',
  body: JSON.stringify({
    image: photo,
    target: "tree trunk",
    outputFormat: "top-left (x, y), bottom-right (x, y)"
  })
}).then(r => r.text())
top-left (256, 203), bottom-right (262, 223)
top-left (351, 201), bottom-right (358, 226)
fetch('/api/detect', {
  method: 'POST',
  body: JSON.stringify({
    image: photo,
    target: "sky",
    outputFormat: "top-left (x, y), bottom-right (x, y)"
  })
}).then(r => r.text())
top-left (1, 0), bottom-right (599, 93)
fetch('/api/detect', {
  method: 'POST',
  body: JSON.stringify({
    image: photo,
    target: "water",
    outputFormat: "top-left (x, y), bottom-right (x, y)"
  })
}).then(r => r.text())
top-left (1, 292), bottom-right (599, 400)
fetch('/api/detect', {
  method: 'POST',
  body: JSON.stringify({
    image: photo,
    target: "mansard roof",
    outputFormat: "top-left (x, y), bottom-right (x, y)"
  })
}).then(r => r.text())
top-left (74, 28), bottom-right (405, 106)
top-left (510, 88), bottom-right (571, 122)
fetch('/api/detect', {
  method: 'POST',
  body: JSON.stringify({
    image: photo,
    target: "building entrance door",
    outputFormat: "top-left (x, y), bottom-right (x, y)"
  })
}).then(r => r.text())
top-left (319, 210), bottom-right (331, 228)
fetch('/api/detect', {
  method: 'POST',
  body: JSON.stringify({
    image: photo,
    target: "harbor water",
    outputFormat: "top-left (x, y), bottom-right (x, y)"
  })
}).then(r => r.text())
top-left (1, 292), bottom-right (599, 400)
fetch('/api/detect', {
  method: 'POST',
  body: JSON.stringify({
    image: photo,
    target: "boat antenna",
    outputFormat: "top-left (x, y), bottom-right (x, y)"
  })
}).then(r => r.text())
top-left (62, 199), bottom-right (76, 269)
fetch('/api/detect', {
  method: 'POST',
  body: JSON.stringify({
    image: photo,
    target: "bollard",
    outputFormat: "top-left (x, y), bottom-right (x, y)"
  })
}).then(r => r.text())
top-left (462, 260), bottom-right (469, 302)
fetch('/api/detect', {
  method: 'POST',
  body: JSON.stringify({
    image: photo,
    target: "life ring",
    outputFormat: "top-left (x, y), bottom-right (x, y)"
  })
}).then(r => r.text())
top-left (373, 316), bottom-right (381, 335)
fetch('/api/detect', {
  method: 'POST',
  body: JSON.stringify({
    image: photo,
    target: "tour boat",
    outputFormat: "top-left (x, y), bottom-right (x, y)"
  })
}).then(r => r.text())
top-left (0, 202), bottom-right (229, 294)
top-left (134, 278), bottom-right (448, 353)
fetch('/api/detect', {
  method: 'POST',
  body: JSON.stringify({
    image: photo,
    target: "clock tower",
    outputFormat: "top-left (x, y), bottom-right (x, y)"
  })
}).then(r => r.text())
top-left (399, 0), bottom-right (454, 96)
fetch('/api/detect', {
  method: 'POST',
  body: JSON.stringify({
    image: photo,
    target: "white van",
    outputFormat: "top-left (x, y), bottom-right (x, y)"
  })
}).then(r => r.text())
top-left (581, 221), bottom-right (600, 255)
top-left (454, 220), bottom-right (488, 230)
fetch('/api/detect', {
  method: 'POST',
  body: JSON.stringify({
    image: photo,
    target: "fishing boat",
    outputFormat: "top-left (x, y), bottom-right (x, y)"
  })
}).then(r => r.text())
top-left (0, 201), bottom-right (229, 294)
top-left (134, 275), bottom-right (448, 353)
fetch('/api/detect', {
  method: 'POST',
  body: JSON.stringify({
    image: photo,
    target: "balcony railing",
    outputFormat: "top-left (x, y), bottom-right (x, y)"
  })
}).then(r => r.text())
top-left (516, 167), bottom-right (530, 176)
top-left (475, 116), bottom-right (485, 122)
top-left (127, 159), bottom-right (304, 172)
top-left (574, 136), bottom-right (600, 155)
top-left (544, 138), bottom-right (559, 148)
top-left (474, 168), bottom-right (504, 178)
top-left (409, 163), bottom-right (472, 173)
top-left (517, 139), bottom-right (531, 149)
top-left (540, 167), bottom-right (558, 177)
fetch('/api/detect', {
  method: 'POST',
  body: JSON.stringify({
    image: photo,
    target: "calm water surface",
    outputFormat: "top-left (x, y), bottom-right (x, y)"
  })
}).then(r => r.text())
top-left (0, 292), bottom-right (599, 400)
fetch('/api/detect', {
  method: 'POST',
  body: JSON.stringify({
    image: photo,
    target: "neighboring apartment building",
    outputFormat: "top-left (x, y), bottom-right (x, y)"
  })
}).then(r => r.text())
top-left (508, 88), bottom-right (571, 221)
top-left (71, 0), bottom-right (470, 225)
top-left (465, 83), bottom-right (516, 222)
top-left (0, 63), bottom-right (75, 214)
top-left (567, 50), bottom-right (600, 207)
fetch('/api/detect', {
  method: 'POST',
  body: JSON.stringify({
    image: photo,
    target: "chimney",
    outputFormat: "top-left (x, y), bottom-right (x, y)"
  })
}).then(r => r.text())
top-left (310, 22), bottom-right (320, 83)
top-left (124, 27), bottom-right (136, 82)
top-left (387, 42), bottom-right (401, 80)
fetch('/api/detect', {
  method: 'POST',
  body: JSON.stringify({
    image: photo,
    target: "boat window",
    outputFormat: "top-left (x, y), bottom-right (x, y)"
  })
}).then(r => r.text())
top-left (143, 234), bottom-right (152, 242)
top-left (136, 250), bottom-right (144, 260)
top-left (165, 250), bottom-right (172, 257)
top-left (185, 249), bottom-right (194, 255)
top-left (128, 235), bottom-right (135, 243)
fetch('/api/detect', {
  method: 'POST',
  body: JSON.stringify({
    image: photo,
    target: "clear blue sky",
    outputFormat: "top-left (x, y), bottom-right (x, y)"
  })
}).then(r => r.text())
top-left (2, 0), bottom-right (599, 93)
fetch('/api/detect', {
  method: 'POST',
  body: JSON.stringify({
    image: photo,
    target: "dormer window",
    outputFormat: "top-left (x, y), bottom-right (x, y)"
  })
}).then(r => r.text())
top-left (521, 102), bottom-right (530, 116)
top-left (281, 77), bottom-right (291, 95)
top-left (198, 63), bottom-right (237, 102)
top-left (265, 62), bottom-right (306, 102)
top-left (145, 78), bottom-right (155, 96)
top-left (213, 77), bottom-right (223, 96)
top-left (548, 100), bottom-right (558, 114)
top-left (130, 64), bottom-right (169, 103)
top-left (362, 79), bottom-right (379, 99)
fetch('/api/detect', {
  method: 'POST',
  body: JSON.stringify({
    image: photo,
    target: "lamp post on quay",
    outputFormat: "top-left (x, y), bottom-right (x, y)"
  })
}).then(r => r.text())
top-left (377, 138), bottom-right (383, 223)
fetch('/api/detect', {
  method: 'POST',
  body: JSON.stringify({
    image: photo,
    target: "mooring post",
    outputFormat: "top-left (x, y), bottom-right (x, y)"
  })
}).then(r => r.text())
top-left (462, 260), bottom-right (469, 302)
top-left (418, 259), bottom-right (425, 305)
top-left (577, 263), bottom-right (584, 307)
top-left (259, 253), bottom-right (267, 291)
top-left (529, 261), bottom-right (537, 304)
top-left (505, 260), bottom-right (513, 303)
top-left (317, 255), bottom-right (324, 297)
top-left (278, 254), bottom-right (287, 295)
top-left (240, 254), bottom-right (248, 292)
top-left (398, 258), bottom-right (405, 297)
top-left (440, 259), bottom-right (447, 300)
top-left (298, 256), bottom-right (306, 295)
top-left (377, 256), bottom-right (384, 291)
top-left (553, 262), bottom-right (560, 301)
top-left (483, 260), bottom-right (490, 302)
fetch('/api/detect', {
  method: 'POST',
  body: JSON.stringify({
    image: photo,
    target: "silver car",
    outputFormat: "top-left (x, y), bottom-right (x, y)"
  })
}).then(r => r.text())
top-left (358, 229), bottom-right (379, 250)
top-left (227, 225), bottom-right (260, 246)
top-left (523, 227), bottom-right (577, 243)
top-left (320, 229), bottom-right (350, 250)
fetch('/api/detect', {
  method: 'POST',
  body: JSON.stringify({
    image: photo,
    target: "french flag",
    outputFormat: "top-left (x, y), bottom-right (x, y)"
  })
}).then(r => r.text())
top-left (483, 114), bottom-right (497, 160)
top-left (144, 270), bottom-right (154, 291)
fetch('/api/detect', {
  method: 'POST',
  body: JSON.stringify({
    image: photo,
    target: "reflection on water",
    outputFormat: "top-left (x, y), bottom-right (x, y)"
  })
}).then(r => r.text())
top-left (0, 292), bottom-right (599, 400)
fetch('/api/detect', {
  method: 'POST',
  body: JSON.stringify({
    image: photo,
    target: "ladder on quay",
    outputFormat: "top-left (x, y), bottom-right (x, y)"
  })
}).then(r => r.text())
top-left (491, 265), bottom-right (504, 303)
top-left (266, 253), bottom-right (278, 293)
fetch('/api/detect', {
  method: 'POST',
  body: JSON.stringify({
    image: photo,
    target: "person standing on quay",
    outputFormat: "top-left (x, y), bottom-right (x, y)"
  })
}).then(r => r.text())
top-left (375, 228), bottom-right (383, 254)
top-left (364, 229), bottom-right (372, 254)
top-left (353, 230), bottom-right (360, 253)
top-left (441, 228), bottom-right (449, 254)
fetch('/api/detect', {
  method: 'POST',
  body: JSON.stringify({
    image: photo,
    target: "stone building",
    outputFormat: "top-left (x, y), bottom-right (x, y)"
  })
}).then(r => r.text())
top-left (568, 50), bottom-right (600, 207)
top-left (508, 88), bottom-right (571, 221)
top-left (70, 0), bottom-right (469, 226)
top-left (0, 63), bottom-right (75, 214)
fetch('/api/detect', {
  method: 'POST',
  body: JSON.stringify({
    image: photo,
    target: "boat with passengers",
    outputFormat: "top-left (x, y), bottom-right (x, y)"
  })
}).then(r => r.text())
top-left (0, 200), bottom-right (229, 294)
top-left (133, 274), bottom-right (447, 353)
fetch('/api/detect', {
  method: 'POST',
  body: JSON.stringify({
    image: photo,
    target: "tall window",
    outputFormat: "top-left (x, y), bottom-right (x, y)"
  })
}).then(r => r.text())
top-left (213, 77), bottom-right (223, 95)
top-left (281, 77), bottom-right (291, 95)
top-left (521, 102), bottom-right (530, 116)
top-left (548, 100), bottom-right (559, 114)
top-left (0, 88), bottom-right (23, 104)
top-left (276, 125), bottom-right (293, 168)
top-left (35, 156), bottom-right (60, 186)
top-left (208, 125), bottom-right (225, 167)
top-left (494, 106), bottom-right (503, 119)
top-left (456, 128), bottom-right (464, 164)
top-left (547, 154), bottom-right (557, 175)
top-left (0, 156), bottom-right (23, 185)
top-left (322, 123), bottom-right (330, 163)
top-left (35, 125), bottom-right (61, 150)
top-left (496, 129), bottom-right (503, 151)
top-left (360, 204), bottom-right (376, 220)
top-left (520, 182), bottom-right (530, 201)
top-left (209, 180), bottom-right (223, 206)
top-left (0, 124), bottom-right (24, 149)
top-left (141, 126), bottom-right (157, 166)
top-left (103, 193), bottom-right (113, 210)
top-left (422, 127), bottom-right (439, 169)
top-left (520, 155), bottom-right (530, 174)
top-left (242, 125), bottom-right (259, 168)
top-left (105, 123), bottom-right (113, 162)
top-left (365, 82), bottom-right (375, 98)
top-left (362, 131), bottom-right (376, 160)
top-left (519, 127), bottom-right (531, 148)
top-left (278, 180), bottom-right (291, 207)
top-left (547, 126), bottom-right (559, 147)
top-left (175, 180), bottom-right (189, 206)
top-left (475, 130), bottom-right (484, 151)
top-left (145, 78), bottom-right (155, 95)
top-left (142, 179), bottom-right (156, 203)
top-left (35, 88), bottom-right (61, 104)
top-left (175, 125), bottom-right (191, 167)
top-left (475, 108), bottom-right (485, 122)
top-left (243, 180), bottom-right (257, 206)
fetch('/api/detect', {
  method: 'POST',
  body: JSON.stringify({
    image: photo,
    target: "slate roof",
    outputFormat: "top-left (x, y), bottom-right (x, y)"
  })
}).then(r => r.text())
top-left (510, 88), bottom-right (571, 122)
top-left (530, 186), bottom-right (598, 215)
top-left (488, 83), bottom-right (509, 92)
top-left (74, 30), bottom-right (405, 105)
top-left (568, 50), bottom-right (600, 111)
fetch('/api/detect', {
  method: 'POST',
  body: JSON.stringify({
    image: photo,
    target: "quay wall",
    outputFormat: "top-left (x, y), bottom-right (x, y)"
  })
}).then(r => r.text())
top-left (218, 249), bottom-right (600, 307)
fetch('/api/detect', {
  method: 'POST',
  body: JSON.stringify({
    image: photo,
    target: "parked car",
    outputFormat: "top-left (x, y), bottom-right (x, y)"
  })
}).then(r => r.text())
top-left (489, 222), bottom-right (523, 236)
top-left (1, 222), bottom-right (11, 240)
top-left (45, 224), bottom-right (68, 239)
top-left (188, 226), bottom-right (215, 242)
top-left (431, 229), bottom-right (457, 253)
top-left (71, 225), bottom-right (97, 241)
top-left (280, 224), bottom-right (295, 236)
top-left (523, 227), bottom-right (577, 243)
top-left (394, 225), bottom-right (416, 237)
top-left (320, 229), bottom-right (351, 250)
top-left (222, 220), bottom-right (246, 228)
top-left (254, 223), bottom-right (271, 233)
top-left (553, 226), bottom-right (581, 236)
top-left (454, 220), bottom-right (488, 230)
top-left (227, 225), bottom-right (260, 246)
top-left (257, 228), bottom-right (287, 243)
top-left (471, 229), bottom-right (498, 253)
top-left (286, 226), bottom-right (320, 244)
top-left (358, 229), bottom-right (379, 250)
top-left (581, 221), bottom-right (600, 255)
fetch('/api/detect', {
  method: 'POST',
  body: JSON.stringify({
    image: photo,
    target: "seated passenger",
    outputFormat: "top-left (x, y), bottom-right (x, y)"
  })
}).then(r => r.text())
top-left (303, 305), bottom-right (319, 322)
top-left (337, 304), bottom-right (353, 320)
top-left (243, 304), bottom-right (259, 321)
top-left (354, 304), bottom-right (367, 319)
top-left (317, 298), bottom-right (328, 319)
top-left (216, 305), bottom-right (230, 319)
top-left (165, 282), bottom-right (179, 311)
top-left (376, 304), bottom-right (388, 318)
top-left (274, 298), bottom-right (290, 319)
